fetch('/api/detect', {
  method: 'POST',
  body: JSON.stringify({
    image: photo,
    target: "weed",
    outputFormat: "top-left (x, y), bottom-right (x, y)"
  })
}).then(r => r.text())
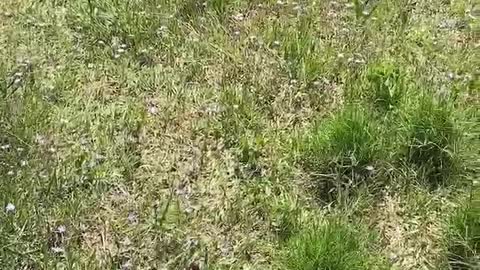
top-left (366, 62), bottom-right (406, 112)
top-left (215, 87), bottom-right (264, 149)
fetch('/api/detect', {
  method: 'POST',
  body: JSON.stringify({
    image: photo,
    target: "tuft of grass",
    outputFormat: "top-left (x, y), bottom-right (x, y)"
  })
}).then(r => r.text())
top-left (299, 105), bottom-right (382, 201)
top-left (282, 217), bottom-right (387, 270)
top-left (405, 95), bottom-right (459, 185)
top-left (447, 187), bottom-right (480, 269)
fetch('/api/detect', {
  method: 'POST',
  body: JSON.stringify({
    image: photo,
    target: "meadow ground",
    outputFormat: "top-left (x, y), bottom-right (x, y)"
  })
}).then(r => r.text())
top-left (0, 0), bottom-right (479, 269)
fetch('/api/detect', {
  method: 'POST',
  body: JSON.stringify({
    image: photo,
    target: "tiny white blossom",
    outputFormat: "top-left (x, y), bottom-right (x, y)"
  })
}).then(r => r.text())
top-left (148, 105), bottom-right (158, 115)
top-left (20, 160), bottom-right (27, 167)
top-left (57, 225), bottom-right (67, 234)
top-left (51, 247), bottom-right (65, 254)
top-left (366, 165), bottom-right (375, 171)
top-left (17, 147), bottom-right (24, 152)
top-left (7, 171), bottom-right (14, 176)
top-left (117, 48), bottom-right (125, 54)
top-left (120, 44), bottom-right (128, 49)
top-left (35, 134), bottom-right (46, 145)
top-left (447, 72), bottom-right (455, 80)
top-left (1, 144), bottom-right (10, 150)
top-left (233, 13), bottom-right (244, 21)
top-left (127, 212), bottom-right (138, 224)
top-left (113, 54), bottom-right (121, 59)
top-left (5, 203), bottom-right (15, 213)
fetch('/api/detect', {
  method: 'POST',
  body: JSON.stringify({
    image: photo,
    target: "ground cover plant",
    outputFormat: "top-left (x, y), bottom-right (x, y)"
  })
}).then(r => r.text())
top-left (0, 0), bottom-right (478, 269)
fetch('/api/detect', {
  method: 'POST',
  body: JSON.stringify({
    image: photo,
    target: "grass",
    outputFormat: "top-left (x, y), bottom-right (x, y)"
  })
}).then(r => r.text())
top-left (0, 0), bottom-right (479, 269)
top-left (405, 95), bottom-right (460, 186)
top-left (299, 105), bottom-right (382, 202)
top-left (365, 61), bottom-right (406, 112)
top-left (282, 217), bottom-right (387, 270)
top-left (446, 184), bottom-right (480, 269)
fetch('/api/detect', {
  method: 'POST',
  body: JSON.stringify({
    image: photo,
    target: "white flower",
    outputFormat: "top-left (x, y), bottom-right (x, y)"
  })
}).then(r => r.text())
top-left (57, 225), bottom-right (67, 234)
top-left (127, 212), bottom-right (138, 223)
top-left (5, 203), bottom-right (15, 213)
top-left (366, 165), bottom-right (375, 171)
top-left (147, 105), bottom-right (158, 115)
top-left (51, 247), bottom-right (65, 254)
top-left (7, 171), bottom-right (14, 176)
top-left (35, 134), bottom-right (46, 145)
top-left (113, 54), bottom-right (121, 59)
top-left (1, 144), bottom-right (10, 150)
top-left (117, 48), bottom-right (125, 54)
top-left (233, 13), bottom-right (244, 21)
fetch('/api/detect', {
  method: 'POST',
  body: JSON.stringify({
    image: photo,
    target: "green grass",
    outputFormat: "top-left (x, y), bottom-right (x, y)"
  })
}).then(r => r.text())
top-left (0, 0), bottom-right (478, 269)
top-left (299, 105), bottom-right (382, 202)
top-left (405, 95), bottom-right (460, 186)
top-left (447, 187), bottom-right (480, 269)
top-left (282, 217), bottom-right (387, 270)
top-left (365, 61), bottom-right (406, 112)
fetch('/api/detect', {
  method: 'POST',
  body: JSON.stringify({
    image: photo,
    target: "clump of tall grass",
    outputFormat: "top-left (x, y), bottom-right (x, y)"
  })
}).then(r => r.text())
top-left (447, 186), bottom-right (480, 269)
top-left (299, 105), bottom-right (383, 201)
top-left (282, 217), bottom-right (387, 270)
top-left (404, 95), bottom-right (459, 186)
